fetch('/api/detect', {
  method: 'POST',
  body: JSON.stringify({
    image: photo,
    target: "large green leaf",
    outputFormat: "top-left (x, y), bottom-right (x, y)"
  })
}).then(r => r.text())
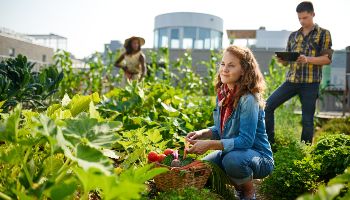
top-left (0, 100), bottom-right (5, 112)
top-left (48, 178), bottom-right (77, 200)
top-left (73, 164), bottom-right (167, 200)
top-left (62, 114), bottom-right (122, 148)
top-left (73, 167), bottom-right (138, 200)
top-left (64, 92), bottom-right (100, 117)
top-left (0, 143), bottom-right (25, 164)
top-left (119, 163), bottom-right (168, 184)
top-left (0, 104), bottom-right (21, 142)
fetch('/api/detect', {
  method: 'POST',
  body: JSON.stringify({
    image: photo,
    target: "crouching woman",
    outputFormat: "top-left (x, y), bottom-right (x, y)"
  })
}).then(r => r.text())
top-left (186, 45), bottom-right (274, 200)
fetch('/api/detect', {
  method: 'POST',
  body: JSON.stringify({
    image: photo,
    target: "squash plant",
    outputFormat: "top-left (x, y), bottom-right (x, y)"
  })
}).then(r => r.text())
top-left (98, 81), bottom-right (214, 145)
top-left (0, 93), bottom-right (167, 199)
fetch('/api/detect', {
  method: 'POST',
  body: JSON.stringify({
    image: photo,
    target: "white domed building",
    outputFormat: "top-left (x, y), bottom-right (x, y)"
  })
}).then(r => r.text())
top-left (154, 12), bottom-right (223, 50)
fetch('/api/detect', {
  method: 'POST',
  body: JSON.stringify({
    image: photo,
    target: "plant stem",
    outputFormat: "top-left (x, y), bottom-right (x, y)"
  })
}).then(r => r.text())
top-left (55, 159), bottom-right (71, 183)
top-left (22, 148), bottom-right (33, 187)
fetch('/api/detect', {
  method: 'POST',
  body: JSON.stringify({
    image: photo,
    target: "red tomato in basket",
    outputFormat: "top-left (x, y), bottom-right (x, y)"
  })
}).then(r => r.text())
top-left (164, 149), bottom-right (174, 156)
top-left (158, 154), bottom-right (166, 162)
top-left (148, 151), bottom-right (159, 162)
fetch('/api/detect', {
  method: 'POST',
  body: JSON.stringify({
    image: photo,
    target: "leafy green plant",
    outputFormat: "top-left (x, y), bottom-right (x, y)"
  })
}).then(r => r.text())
top-left (171, 51), bottom-right (204, 95)
top-left (54, 50), bottom-right (80, 97)
top-left (113, 127), bottom-right (170, 168)
top-left (98, 81), bottom-right (214, 145)
top-left (311, 134), bottom-right (350, 182)
top-left (297, 167), bottom-right (350, 200)
top-left (315, 117), bottom-right (350, 139)
top-left (263, 156), bottom-right (321, 200)
top-left (264, 57), bottom-right (287, 98)
top-left (261, 127), bottom-right (350, 200)
top-left (200, 50), bottom-right (221, 96)
top-left (0, 54), bottom-right (63, 111)
top-left (264, 57), bottom-right (300, 109)
top-left (153, 187), bottom-right (223, 200)
top-left (261, 141), bottom-right (313, 200)
top-left (0, 92), bottom-right (167, 199)
top-left (205, 161), bottom-right (236, 200)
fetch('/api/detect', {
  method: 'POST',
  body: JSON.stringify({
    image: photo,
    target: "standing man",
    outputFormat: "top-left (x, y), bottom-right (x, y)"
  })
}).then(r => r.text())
top-left (265, 1), bottom-right (333, 144)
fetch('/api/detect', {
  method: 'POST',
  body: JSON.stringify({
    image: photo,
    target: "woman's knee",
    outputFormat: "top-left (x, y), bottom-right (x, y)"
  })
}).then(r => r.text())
top-left (222, 151), bottom-right (251, 178)
top-left (202, 150), bottom-right (224, 169)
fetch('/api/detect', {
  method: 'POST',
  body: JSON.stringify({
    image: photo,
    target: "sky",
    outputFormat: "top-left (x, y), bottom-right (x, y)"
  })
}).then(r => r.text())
top-left (0, 0), bottom-right (349, 59)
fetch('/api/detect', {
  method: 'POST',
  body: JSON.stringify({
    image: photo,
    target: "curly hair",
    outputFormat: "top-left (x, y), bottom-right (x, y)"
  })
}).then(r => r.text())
top-left (215, 45), bottom-right (266, 108)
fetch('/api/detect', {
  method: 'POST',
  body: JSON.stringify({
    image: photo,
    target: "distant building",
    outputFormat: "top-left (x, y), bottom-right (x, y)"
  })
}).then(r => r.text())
top-left (105, 40), bottom-right (122, 52)
top-left (227, 27), bottom-right (291, 49)
top-left (148, 12), bottom-right (223, 77)
top-left (320, 49), bottom-right (350, 112)
top-left (0, 27), bottom-right (54, 66)
top-left (27, 33), bottom-right (67, 51)
top-left (103, 40), bottom-right (123, 60)
top-left (154, 12), bottom-right (223, 50)
top-left (226, 27), bottom-right (291, 72)
top-left (0, 27), bottom-right (84, 70)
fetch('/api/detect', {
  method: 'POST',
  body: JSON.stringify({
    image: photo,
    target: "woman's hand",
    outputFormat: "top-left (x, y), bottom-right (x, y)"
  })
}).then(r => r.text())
top-left (186, 129), bottom-right (212, 141)
top-left (186, 130), bottom-right (204, 141)
top-left (186, 140), bottom-right (212, 155)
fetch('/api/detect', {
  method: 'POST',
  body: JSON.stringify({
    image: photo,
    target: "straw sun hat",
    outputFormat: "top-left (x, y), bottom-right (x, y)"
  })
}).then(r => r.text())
top-left (124, 36), bottom-right (145, 48)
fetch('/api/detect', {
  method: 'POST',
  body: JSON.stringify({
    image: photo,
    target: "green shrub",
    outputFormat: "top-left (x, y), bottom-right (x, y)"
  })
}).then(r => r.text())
top-left (154, 187), bottom-right (223, 200)
top-left (297, 167), bottom-right (350, 200)
top-left (0, 55), bottom-right (63, 111)
top-left (261, 142), bottom-right (320, 200)
top-left (315, 117), bottom-right (350, 139)
top-left (273, 106), bottom-right (303, 151)
top-left (311, 134), bottom-right (350, 182)
top-left (262, 134), bottom-right (350, 200)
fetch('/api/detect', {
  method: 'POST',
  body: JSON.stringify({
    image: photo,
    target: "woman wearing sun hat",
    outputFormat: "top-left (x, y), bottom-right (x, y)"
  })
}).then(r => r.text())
top-left (114, 36), bottom-right (147, 82)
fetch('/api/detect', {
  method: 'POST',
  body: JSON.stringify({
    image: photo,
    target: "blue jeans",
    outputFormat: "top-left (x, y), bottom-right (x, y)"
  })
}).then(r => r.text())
top-left (203, 150), bottom-right (274, 185)
top-left (264, 81), bottom-right (320, 144)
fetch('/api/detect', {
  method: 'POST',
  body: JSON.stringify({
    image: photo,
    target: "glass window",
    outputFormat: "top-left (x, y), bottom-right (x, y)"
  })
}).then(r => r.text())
top-left (8, 48), bottom-right (15, 57)
top-left (183, 27), bottom-right (196, 49)
top-left (42, 54), bottom-right (47, 62)
top-left (154, 30), bottom-right (159, 48)
top-left (211, 30), bottom-right (222, 50)
top-left (170, 29), bottom-right (179, 49)
top-left (218, 32), bottom-right (223, 49)
top-left (57, 39), bottom-right (67, 50)
top-left (171, 29), bottom-right (179, 39)
top-left (195, 40), bottom-right (204, 49)
top-left (195, 28), bottom-right (211, 49)
top-left (159, 28), bottom-right (169, 48)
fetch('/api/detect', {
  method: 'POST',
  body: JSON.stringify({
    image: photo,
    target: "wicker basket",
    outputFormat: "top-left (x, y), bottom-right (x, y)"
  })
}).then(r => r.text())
top-left (154, 160), bottom-right (212, 191)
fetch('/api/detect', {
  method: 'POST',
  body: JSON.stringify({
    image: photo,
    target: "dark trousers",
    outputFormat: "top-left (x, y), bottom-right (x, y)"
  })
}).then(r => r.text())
top-left (264, 81), bottom-right (320, 144)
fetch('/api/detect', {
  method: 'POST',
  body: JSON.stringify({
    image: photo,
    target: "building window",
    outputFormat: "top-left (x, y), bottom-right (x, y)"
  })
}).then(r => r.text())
top-left (211, 30), bottom-right (221, 50)
top-left (195, 28), bottom-right (211, 49)
top-left (158, 28), bottom-right (169, 48)
top-left (183, 27), bottom-right (196, 49)
top-left (42, 55), bottom-right (47, 62)
top-left (170, 28), bottom-right (180, 49)
top-left (9, 48), bottom-right (15, 57)
top-left (154, 30), bottom-right (159, 48)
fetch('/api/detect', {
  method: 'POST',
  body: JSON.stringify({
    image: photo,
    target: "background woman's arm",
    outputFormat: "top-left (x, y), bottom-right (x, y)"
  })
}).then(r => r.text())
top-left (114, 53), bottom-right (125, 68)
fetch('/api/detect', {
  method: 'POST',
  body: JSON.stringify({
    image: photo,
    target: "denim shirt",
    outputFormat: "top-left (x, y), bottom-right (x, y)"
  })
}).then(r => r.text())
top-left (209, 93), bottom-right (274, 161)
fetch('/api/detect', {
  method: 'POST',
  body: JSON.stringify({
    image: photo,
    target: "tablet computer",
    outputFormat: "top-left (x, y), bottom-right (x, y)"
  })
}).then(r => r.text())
top-left (275, 52), bottom-right (300, 62)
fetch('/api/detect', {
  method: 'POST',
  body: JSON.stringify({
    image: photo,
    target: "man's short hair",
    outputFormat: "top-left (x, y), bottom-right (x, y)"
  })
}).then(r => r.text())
top-left (296, 1), bottom-right (314, 13)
